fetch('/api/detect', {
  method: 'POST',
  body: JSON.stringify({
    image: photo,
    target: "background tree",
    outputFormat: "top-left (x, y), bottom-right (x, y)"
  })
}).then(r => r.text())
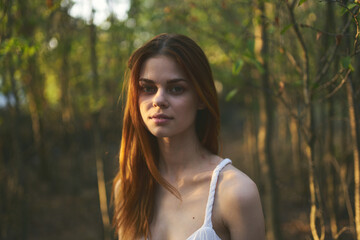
top-left (0, 0), bottom-right (359, 239)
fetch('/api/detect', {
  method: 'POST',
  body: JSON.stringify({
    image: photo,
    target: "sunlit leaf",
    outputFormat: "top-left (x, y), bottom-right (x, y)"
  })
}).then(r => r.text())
top-left (347, 3), bottom-right (358, 10)
top-left (254, 60), bottom-right (265, 74)
top-left (298, 0), bottom-right (308, 6)
top-left (341, 56), bottom-right (351, 69)
top-left (340, 56), bottom-right (355, 71)
top-left (242, 55), bottom-right (264, 74)
top-left (349, 64), bottom-right (355, 71)
top-left (280, 24), bottom-right (293, 35)
top-left (232, 59), bottom-right (244, 75)
top-left (0, 37), bottom-right (29, 56)
top-left (45, 74), bottom-right (60, 106)
top-left (226, 89), bottom-right (238, 102)
top-left (293, 80), bottom-right (302, 87)
top-left (247, 39), bottom-right (255, 54)
top-left (339, 3), bottom-right (359, 16)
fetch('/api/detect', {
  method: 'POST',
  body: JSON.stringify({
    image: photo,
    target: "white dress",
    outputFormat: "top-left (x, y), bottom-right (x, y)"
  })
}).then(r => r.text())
top-left (146, 158), bottom-right (232, 240)
top-left (185, 158), bottom-right (231, 240)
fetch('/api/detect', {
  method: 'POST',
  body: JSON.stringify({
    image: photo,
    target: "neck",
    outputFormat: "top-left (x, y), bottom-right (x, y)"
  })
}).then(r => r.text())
top-left (157, 131), bottom-right (207, 179)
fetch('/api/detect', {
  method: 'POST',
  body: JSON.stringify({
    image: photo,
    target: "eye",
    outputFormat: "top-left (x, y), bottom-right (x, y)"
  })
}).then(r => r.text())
top-left (168, 86), bottom-right (184, 94)
top-left (140, 85), bottom-right (157, 94)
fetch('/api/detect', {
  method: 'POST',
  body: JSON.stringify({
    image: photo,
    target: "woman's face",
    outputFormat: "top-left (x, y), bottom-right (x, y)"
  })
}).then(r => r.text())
top-left (138, 55), bottom-right (202, 138)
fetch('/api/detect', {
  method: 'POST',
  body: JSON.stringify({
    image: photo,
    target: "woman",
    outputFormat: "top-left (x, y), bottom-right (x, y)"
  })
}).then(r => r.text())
top-left (112, 33), bottom-right (265, 240)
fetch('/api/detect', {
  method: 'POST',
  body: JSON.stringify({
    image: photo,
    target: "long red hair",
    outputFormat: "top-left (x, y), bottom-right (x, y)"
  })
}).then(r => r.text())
top-left (112, 33), bottom-right (220, 239)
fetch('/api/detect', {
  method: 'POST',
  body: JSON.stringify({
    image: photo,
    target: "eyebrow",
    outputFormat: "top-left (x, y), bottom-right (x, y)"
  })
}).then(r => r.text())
top-left (139, 78), bottom-right (187, 84)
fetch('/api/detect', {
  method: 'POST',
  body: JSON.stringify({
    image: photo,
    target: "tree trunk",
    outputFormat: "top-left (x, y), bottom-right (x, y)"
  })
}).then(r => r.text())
top-left (18, 0), bottom-right (48, 180)
top-left (255, 1), bottom-right (282, 240)
top-left (286, 1), bottom-right (325, 239)
top-left (5, 0), bottom-right (22, 184)
top-left (89, 13), bottom-right (111, 240)
top-left (326, 95), bottom-right (338, 238)
top-left (289, 113), bottom-right (301, 188)
top-left (306, 105), bottom-right (325, 240)
top-left (324, 2), bottom-right (338, 238)
top-left (346, 78), bottom-right (360, 240)
top-left (245, 110), bottom-right (258, 180)
top-left (3, 1), bottom-right (29, 238)
top-left (60, 35), bottom-right (73, 127)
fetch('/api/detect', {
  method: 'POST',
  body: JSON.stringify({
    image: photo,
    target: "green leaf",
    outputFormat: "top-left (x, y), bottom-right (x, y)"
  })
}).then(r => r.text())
top-left (347, 3), bottom-right (358, 10)
top-left (280, 24), bottom-right (293, 35)
top-left (232, 59), bottom-right (244, 75)
top-left (293, 80), bottom-right (302, 87)
top-left (349, 64), bottom-right (354, 71)
top-left (341, 56), bottom-right (351, 68)
top-left (0, 37), bottom-right (29, 56)
top-left (298, 0), bottom-right (308, 6)
top-left (242, 55), bottom-right (264, 74)
top-left (254, 60), bottom-right (265, 74)
top-left (341, 56), bottom-right (355, 71)
top-left (339, 3), bottom-right (358, 16)
top-left (340, 8), bottom-right (347, 16)
top-left (247, 40), bottom-right (255, 54)
top-left (226, 89), bottom-right (238, 102)
top-left (311, 81), bottom-right (320, 89)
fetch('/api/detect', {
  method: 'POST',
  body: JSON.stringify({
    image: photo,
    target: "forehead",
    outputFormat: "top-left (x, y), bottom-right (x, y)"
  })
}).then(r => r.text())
top-left (139, 55), bottom-right (187, 81)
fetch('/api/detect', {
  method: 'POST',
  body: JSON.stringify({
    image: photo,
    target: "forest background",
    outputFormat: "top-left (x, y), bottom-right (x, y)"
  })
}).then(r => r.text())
top-left (1, 0), bottom-right (360, 239)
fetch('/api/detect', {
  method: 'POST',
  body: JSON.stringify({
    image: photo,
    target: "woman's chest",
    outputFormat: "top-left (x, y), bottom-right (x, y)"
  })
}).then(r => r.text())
top-left (149, 186), bottom-right (229, 240)
top-left (150, 184), bottom-right (210, 240)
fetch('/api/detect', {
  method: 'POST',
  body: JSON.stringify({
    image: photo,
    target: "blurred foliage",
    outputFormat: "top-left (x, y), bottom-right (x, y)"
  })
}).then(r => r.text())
top-left (0, 0), bottom-right (360, 239)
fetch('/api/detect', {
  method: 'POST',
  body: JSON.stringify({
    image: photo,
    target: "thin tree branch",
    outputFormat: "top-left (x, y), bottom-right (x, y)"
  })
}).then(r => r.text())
top-left (312, 16), bottom-right (353, 87)
top-left (316, 69), bottom-right (344, 92)
top-left (324, 69), bottom-right (351, 99)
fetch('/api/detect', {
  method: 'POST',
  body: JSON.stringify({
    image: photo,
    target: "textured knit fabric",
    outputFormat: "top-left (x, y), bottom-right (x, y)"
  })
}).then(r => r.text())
top-left (185, 158), bottom-right (232, 240)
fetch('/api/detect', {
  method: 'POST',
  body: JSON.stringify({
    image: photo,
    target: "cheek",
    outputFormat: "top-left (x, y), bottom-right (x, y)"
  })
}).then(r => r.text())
top-left (176, 97), bottom-right (198, 117)
top-left (138, 102), bottom-right (146, 119)
top-left (138, 98), bottom-right (151, 120)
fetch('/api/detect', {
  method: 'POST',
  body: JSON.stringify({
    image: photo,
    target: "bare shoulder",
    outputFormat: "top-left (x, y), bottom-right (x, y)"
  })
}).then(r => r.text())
top-left (216, 163), bottom-right (265, 240)
top-left (218, 164), bottom-right (259, 203)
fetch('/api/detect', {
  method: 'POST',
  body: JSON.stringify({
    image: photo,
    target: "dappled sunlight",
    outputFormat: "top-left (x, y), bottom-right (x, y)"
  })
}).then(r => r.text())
top-left (1, 0), bottom-right (360, 239)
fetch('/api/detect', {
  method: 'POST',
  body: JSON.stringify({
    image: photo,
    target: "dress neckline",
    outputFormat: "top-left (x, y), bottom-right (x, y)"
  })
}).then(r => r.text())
top-left (146, 158), bottom-right (232, 240)
top-left (185, 158), bottom-right (232, 239)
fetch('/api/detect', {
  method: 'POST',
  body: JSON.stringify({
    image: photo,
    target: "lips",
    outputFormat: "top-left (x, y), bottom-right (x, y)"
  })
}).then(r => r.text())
top-left (150, 113), bottom-right (173, 124)
top-left (150, 113), bottom-right (173, 119)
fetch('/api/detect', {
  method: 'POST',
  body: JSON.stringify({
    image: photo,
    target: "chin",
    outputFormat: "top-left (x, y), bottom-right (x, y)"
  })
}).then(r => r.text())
top-left (150, 131), bottom-right (172, 138)
top-left (148, 128), bottom-right (179, 138)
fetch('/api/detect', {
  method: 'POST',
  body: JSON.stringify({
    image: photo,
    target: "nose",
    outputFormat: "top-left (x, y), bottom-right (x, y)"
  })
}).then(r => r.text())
top-left (153, 88), bottom-right (168, 108)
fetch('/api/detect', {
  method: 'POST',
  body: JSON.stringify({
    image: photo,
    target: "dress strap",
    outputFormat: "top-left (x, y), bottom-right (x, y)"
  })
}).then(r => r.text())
top-left (203, 158), bottom-right (232, 227)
